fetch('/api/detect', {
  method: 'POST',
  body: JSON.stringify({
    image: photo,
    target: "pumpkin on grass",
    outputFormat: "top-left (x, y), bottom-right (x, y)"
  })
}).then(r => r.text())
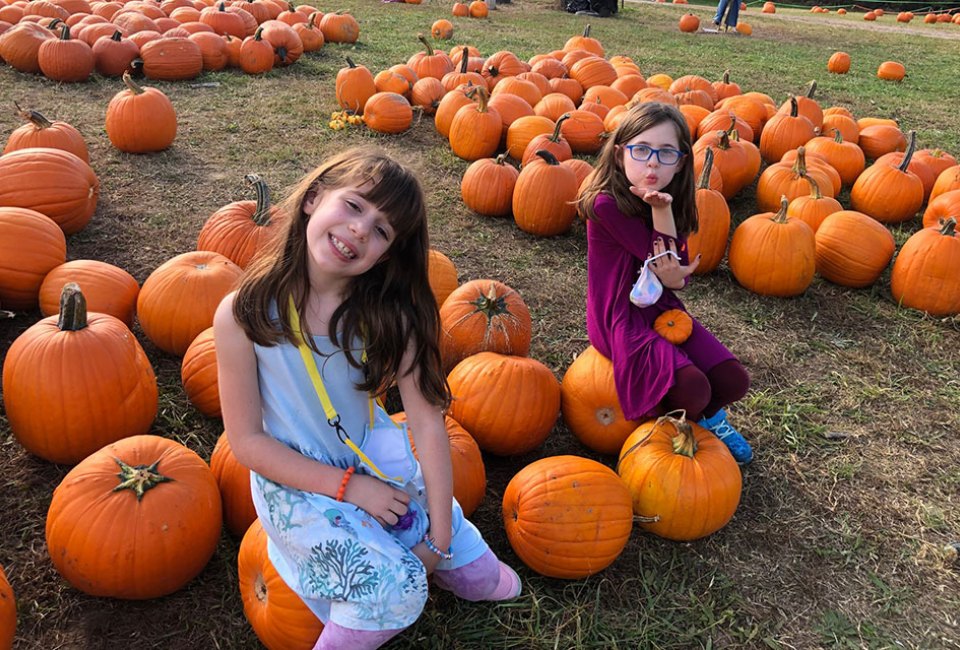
top-left (654, 309), bottom-right (693, 344)
top-left (362, 92), bottom-right (413, 134)
top-left (3, 284), bottom-right (158, 464)
top-left (46, 435), bottom-right (221, 598)
top-left (0, 565), bottom-right (14, 649)
top-left (686, 148), bottom-right (730, 273)
top-left (210, 431), bottom-right (257, 538)
top-left (448, 352), bottom-right (560, 456)
top-left (461, 154), bottom-right (519, 217)
top-left (502, 455), bottom-right (633, 578)
top-left (512, 149), bottom-right (578, 236)
top-left (106, 72), bottom-right (177, 153)
top-left (335, 57), bottom-right (376, 113)
top-left (889, 218), bottom-right (960, 316)
top-left (850, 130), bottom-right (924, 224)
top-left (814, 210), bottom-right (895, 288)
top-left (181, 327), bottom-right (221, 417)
top-left (618, 412), bottom-right (741, 541)
top-left (39, 260), bottom-right (139, 327)
top-left (197, 174), bottom-right (282, 269)
top-left (4, 102), bottom-right (88, 162)
top-left (0, 207), bottom-right (66, 311)
top-left (439, 278), bottom-right (531, 368)
top-left (427, 249), bottom-right (458, 308)
top-left (560, 346), bottom-right (640, 455)
top-left (240, 519), bottom-right (324, 650)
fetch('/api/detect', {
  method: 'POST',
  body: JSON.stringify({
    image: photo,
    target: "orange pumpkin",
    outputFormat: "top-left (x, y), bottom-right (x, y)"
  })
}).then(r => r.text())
top-left (426, 249), bottom-right (458, 309)
top-left (431, 18), bottom-right (453, 40)
top-left (617, 413), bottom-right (741, 541)
top-left (181, 326), bottom-right (221, 417)
top-left (468, 0), bottom-right (488, 18)
top-left (563, 24), bottom-right (604, 57)
top-left (653, 309), bottom-right (693, 344)
top-left (137, 250), bottom-right (243, 356)
top-left (0, 565), bottom-right (14, 650)
top-left (759, 96), bottom-right (816, 164)
top-left (687, 148), bottom-right (730, 274)
top-left (877, 60), bottom-right (905, 81)
top-left (210, 431), bottom-right (257, 537)
top-left (931, 165), bottom-right (960, 202)
top-left (503, 455), bottom-right (633, 578)
top-left (678, 13), bottom-right (699, 32)
top-left (449, 86), bottom-right (502, 162)
top-left (239, 519), bottom-right (324, 649)
top-left (461, 154), bottom-right (519, 217)
top-left (362, 92), bottom-right (413, 134)
top-left (448, 352), bottom-right (560, 456)
top-left (0, 207), bottom-right (66, 311)
top-left (46, 435), bottom-right (221, 598)
top-left (827, 51), bottom-right (850, 74)
top-left (335, 56), bottom-right (376, 113)
top-left (512, 149), bottom-right (579, 236)
top-left (3, 284), bottom-right (158, 464)
top-left (890, 218), bottom-right (960, 316)
top-left (850, 131), bottom-right (924, 224)
top-left (139, 35), bottom-right (203, 80)
top-left (804, 129), bottom-right (865, 187)
top-left (106, 72), bottom-right (178, 153)
top-left (814, 210), bottom-right (895, 288)
top-left (39, 260), bottom-right (139, 327)
top-left (4, 103), bottom-right (89, 162)
top-left (922, 189), bottom-right (960, 229)
top-left (560, 346), bottom-right (640, 455)
top-left (521, 113), bottom-right (572, 165)
top-left (439, 278), bottom-right (531, 369)
top-left (197, 174), bottom-right (282, 269)
top-left (785, 174), bottom-right (842, 234)
top-left (858, 124), bottom-right (906, 160)
top-left (319, 11), bottom-right (358, 43)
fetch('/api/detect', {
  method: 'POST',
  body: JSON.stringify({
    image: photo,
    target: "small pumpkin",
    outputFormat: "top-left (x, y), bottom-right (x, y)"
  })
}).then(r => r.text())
top-left (678, 13), bottom-right (700, 32)
top-left (653, 309), bottom-right (693, 344)
top-left (431, 19), bottom-right (453, 40)
top-left (827, 51), bottom-right (850, 74)
top-left (877, 60), bottom-right (905, 81)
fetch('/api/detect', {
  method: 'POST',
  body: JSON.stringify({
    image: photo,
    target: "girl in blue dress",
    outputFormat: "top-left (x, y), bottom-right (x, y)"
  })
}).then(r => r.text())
top-left (214, 147), bottom-right (521, 649)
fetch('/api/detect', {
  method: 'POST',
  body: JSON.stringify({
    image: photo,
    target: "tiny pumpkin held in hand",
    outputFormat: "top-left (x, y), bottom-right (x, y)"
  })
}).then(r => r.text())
top-left (654, 309), bottom-right (693, 345)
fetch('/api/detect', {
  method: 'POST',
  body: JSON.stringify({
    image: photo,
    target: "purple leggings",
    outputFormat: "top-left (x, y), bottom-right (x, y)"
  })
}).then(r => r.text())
top-left (659, 359), bottom-right (750, 421)
top-left (313, 550), bottom-right (503, 650)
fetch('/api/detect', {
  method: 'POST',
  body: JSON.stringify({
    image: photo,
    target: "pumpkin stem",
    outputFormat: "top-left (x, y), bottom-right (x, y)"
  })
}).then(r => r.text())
top-left (471, 284), bottom-right (511, 320)
top-left (898, 130), bottom-right (917, 172)
top-left (14, 101), bottom-right (53, 130)
top-left (57, 22), bottom-right (70, 39)
top-left (345, 56), bottom-right (359, 68)
top-left (495, 152), bottom-right (510, 165)
top-left (112, 458), bottom-right (173, 501)
top-left (582, 23), bottom-right (592, 37)
top-left (721, 69), bottom-right (731, 84)
top-left (458, 47), bottom-right (469, 74)
top-left (110, 30), bottom-right (123, 42)
top-left (716, 129), bottom-right (731, 150)
top-left (939, 217), bottom-right (957, 236)
top-left (696, 147), bottom-right (714, 190)
top-left (787, 96), bottom-right (799, 118)
top-left (122, 71), bottom-right (146, 95)
top-left (655, 412), bottom-right (697, 458)
top-left (417, 33), bottom-right (434, 56)
top-left (244, 174), bottom-right (272, 226)
top-left (804, 172), bottom-right (823, 199)
top-left (832, 127), bottom-right (844, 144)
top-left (805, 79), bottom-right (817, 99)
top-left (790, 146), bottom-right (808, 177)
top-left (535, 149), bottom-right (560, 166)
top-left (773, 195), bottom-right (790, 223)
top-left (725, 113), bottom-right (738, 137)
top-left (549, 114), bottom-right (570, 143)
top-left (57, 283), bottom-right (87, 331)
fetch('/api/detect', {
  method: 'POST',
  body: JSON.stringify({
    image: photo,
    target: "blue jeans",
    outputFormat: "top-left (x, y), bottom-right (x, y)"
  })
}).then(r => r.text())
top-left (714, 0), bottom-right (739, 26)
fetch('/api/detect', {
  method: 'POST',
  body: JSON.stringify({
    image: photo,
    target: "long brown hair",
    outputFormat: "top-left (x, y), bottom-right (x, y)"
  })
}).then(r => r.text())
top-left (577, 102), bottom-right (698, 236)
top-left (233, 147), bottom-right (450, 409)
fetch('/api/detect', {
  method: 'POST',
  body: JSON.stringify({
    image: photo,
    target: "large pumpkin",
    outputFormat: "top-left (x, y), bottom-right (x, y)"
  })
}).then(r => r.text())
top-left (239, 519), bottom-right (324, 650)
top-left (0, 146), bottom-right (99, 235)
top-left (335, 56), bottom-right (376, 113)
top-left (814, 210), bottom-right (895, 288)
top-left (889, 218), bottom-right (960, 316)
top-left (46, 434), bottom-right (222, 598)
top-left (39, 259), bottom-right (139, 328)
top-left (210, 431), bottom-right (257, 538)
top-left (560, 346), bottom-right (640, 455)
top-left (197, 174), bottom-right (282, 269)
top-left (448, 352), bottom-right (560, 456)
top-left (137, 250), bottom-right (243, 356)
top-left (439, 279), bottom-right (532, 370)
top-left (3, 284), bottom-right (158, 464)
top-left (362, 92), bottom-right (413, 134)
top-left (461, 154), bottom-right (519, 217)
top-left (850, 131), bottom-right (924, 224)
top-left (0, 565), bottom-right (14, 650)
top-left (0, 207), bottom-right (66, 311)
top-left (502, 455), bottom-right (633, 578)
top-left (617, 413), bottom-right (742, 541)
top-left (686, 148), bottom-right (730, 274)
top-left (106, 72), bottom-right (177, 153)
top-left (181, 326), bottom-right (221, 417)
top-left (512, 149), bottom-right (578, 236)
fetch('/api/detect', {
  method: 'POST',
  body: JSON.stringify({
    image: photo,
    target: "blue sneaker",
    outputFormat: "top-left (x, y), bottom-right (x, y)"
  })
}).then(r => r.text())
top-left (698, 409), bottom-right (753, 465)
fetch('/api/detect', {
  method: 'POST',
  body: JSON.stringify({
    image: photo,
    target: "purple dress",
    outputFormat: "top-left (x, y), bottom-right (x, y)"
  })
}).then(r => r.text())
top-left (586, 193), bottom-right (736, 420)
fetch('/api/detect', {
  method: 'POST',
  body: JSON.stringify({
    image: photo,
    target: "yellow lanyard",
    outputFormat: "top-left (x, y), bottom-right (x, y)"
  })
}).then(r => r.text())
top-left (287, 297), bottom-right (402, 482)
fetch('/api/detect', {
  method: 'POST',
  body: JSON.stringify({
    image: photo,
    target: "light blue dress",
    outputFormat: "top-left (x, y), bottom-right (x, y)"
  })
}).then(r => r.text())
top-left (250, 332), bottom-right (489, 631)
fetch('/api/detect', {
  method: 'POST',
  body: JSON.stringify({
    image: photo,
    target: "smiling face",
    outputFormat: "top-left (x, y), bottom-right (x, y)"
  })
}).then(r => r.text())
top-left (619, 120), bottom-right (683, 192)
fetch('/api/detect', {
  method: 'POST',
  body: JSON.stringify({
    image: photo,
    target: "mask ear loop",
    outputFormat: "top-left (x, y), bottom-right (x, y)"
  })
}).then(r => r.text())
top-left (640, 249), bottom-right (680, 274)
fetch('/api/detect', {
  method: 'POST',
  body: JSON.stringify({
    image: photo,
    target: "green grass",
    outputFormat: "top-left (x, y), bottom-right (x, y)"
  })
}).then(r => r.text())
top-left (1, 1), bottom-right (960, 649)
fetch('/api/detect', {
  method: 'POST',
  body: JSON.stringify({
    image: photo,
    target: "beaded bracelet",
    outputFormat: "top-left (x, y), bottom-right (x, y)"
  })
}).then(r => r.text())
top-left (335, 466), bottom-right (355, 502)
top-left (422, 533), bottom-right (453, 561)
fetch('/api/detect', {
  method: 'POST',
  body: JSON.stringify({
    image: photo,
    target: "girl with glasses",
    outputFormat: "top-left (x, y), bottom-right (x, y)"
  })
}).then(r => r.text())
top-left (577, 102), bottom-right (753, 464)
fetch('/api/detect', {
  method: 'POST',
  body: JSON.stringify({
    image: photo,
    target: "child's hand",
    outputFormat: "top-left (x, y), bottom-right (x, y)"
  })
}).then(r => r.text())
top-left (344, 473), bottom-right (410, 528)
top-left (649, 237), bottom-right (701, 290)
top-left (630, 187), bottom-right (674, 208)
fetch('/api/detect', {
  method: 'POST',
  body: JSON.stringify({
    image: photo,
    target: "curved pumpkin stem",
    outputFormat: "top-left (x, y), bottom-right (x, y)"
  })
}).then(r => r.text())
top-left (458, 46), bottom-right (469, 74)
top-left (805, 79), bottom-right (818, 99)
top-left (939, 217), bottom-right (957, 236)
top-left (112, 458), bottom-right (172, 501)
top-left (344, 56), bottom-right (360, 69)
top-left (534, 149), bottom-right (560, 166)
top-left (655, 412), bottom-right (697, 458)
top-left (803, 172), bottom-right (823, 199)
top-left (582, 24), bottom-right (592, 37)
top-left (14, 101), bottom-right (53, 130)
top-left (696, 147), bottom-right (714, 190)
top-left (122, 71), bottom-right (146, 95)
top-left (790, 146), bottom-right (808, 177)
top-left (549, 114), bottom-right (570, 143)
top-left (773, 195), bottom-right (790, 223)
top-left (244, 174), bottom-right (272, 226)
top-left (832, 128), bottom-right (844, 144)
top-left (721, 69), bottom-right (731, 85)
top-left (715, 129), bottom-right (731, 151)
top-left (786, 96), bottom-right (799, 118)
top-left (898, 130), bottom-right (917, 172)
top-left (57, 283), bottom-right (87, 331)
top-left (417, 33), bottom-right (435, 56)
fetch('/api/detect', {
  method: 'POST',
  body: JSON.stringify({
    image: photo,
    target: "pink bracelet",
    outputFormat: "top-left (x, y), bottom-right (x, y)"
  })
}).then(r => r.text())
top-left (422, 533), bottom-right (453, 561)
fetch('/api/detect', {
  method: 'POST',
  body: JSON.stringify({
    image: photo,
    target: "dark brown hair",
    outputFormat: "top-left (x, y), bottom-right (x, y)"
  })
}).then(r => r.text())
top-left (232, 146), bottom-right (449, 408)
top-left (577, 102), bottom-right (698, 236)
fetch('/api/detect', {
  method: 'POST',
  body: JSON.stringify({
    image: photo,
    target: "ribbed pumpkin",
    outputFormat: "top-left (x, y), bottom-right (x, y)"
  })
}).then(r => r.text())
top-left (512, 150), bottom-right (578, 236)
top-left (197, 174), bottom-right (281, 269)
top-left (239, 519), bottom-right (324, 650)
top-left (850, 131), bottom-right (924, 224)
top-left (448, 352), bottom-right (560, 456)
top-left (521, 113), bottom-right (572, 166)
top-left (692, 128), bottom-right (759, 199)
top-left (729, 197), bottom-right (816, 297)
top-left (560, 346), bottom-right (640, 455)
top-left (821, 112), bottom-right (859, 145)
top-left (617, 413), bottom-right (741, 541)
top-left (461, 154), bottom-right (519, 217)
top-left (557, 109), bottom-right (605, 154)
top-left (139, 36), bottom-right (202, 80)
top-left (756, 147), bottom-right (836, 213)
top-left (106, 73), bottom-right (177, 153)
top-left (0, 207), bottom-right (66, 311)
top-left (931, 165), bottom-right (960, 202)
top-left (137, 250), bottom-right (243, 356)
top-left (362, 92), bottom-right (413, 134)
top-left (858, 124), bottom-right (906, 160)
top-left (563, 24), bottom-right (604, 57)
top-left (877, 60), bottom-right (905, 81)
top-left (687, 148), bottom-right (730, 274)
top-left (38, 22), bottom-right (94, 81)
top-left (505, 114), bottom-right (555, 160)
top-left (0, 564), bottom-right (14, 649)
top-left (4, 103), bottom-right (89, 162)
top-left (759, 96), bottom-right (816, 164)
top-left (803, 129), bottom-right (865, 187)
top-left (0, 147), bottom-right (99, 235)
top-left (814, 210), bottom-right (895, 288)
top-left (502, 456), bottom-right (633, 578)
top-left (427, 249), bottom-right (458, 308)
top-left (410, 77), bottom-right (445, 114)
top-left (449, 86), bottom-right (502, 162)
top-left (181, 326), bottom-right (221, 417)
top-left (875, 150), bottom-right (936, 201)
top-left (779, 80), bottom-right (822, 131)
top-left (46, 435), bottom-right (221, 598)
top-left (439, 278), bottom-right (531, 369)
top-left (335, 57), bottom-right (376, 113)
top-left (889, 218), bottom-right (960, 316)
top-left (210, 431), bottom-right (257, 537)
top-left (407, 33), bottom-right (453, 80)
top-left (319, 11), bottom-right (359, 43)
top-left (914, 149), bottom-right (958, 180)
top-left (653, 309), bottom-right (693, 344)
top-left (3, 284), bottom-right (158, 464)
top-left (785, 174), bottom-right (842, 234)
top-left (922, 189), bottom-right (960, 229)
top-left (39, 260), bottom-right (139, 327)
top-left (827, 51), bottom-right (850, 74)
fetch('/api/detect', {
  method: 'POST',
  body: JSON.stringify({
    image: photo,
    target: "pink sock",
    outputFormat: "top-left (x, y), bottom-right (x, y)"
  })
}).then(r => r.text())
top-left (433, 549), bottom-right (522, 601)
top-left (312, 621), bottom-right (405, 650)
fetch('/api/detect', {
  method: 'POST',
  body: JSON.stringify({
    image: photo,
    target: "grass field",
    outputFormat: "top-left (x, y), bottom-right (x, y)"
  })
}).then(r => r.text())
top-left (1, 0), bottom-right (959, 648)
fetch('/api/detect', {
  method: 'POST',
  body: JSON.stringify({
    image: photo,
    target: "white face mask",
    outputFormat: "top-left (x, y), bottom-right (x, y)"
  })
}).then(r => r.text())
top-left (630, 250), bottom-right (679, 308)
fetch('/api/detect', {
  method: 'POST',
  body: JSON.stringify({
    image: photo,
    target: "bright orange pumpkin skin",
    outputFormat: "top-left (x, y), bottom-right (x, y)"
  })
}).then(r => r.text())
top-left (210, 431), bottom-right (257, 537)
top-left (196, 175), bottom-right (281, 269)
top-left (46, 435), bottom-right (222, 598)
top-left (439, 279), bottom-right (532, 370)
top-left (181, 326), bottom-right (221, 417)
top-left (427, 249), bottom-right (458, 308)
top-left (461, 155), bottom-right (519, 217)
top-left (3, 287), bottom-right (158, 464)
top-left (814, 210), bottom-right (894, 288)
top-left (560, 345), bottom-right (640, 455)
top-left (653, 309), bottom-right (693, 344)
top-left (448, 352), bottom-right (560, 456)
top-left (618, 415), bottom-right (741, 541)
top-left (502, 455), bottom-right (633, 578)
top-left (106, 74), bottom-right (178, 153)
top-left (4, 108), bottom-right (89, 162)
top-left (0, 565), bottom-right (15, 650)
top-left (890, 218), bottom-right (960, 316)
top-left (239, 519), bottom-right (324, 650)
top-left (0, 207), bottom-right (66, 311)
top-left (38, 259), bottom-right (140, 328)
